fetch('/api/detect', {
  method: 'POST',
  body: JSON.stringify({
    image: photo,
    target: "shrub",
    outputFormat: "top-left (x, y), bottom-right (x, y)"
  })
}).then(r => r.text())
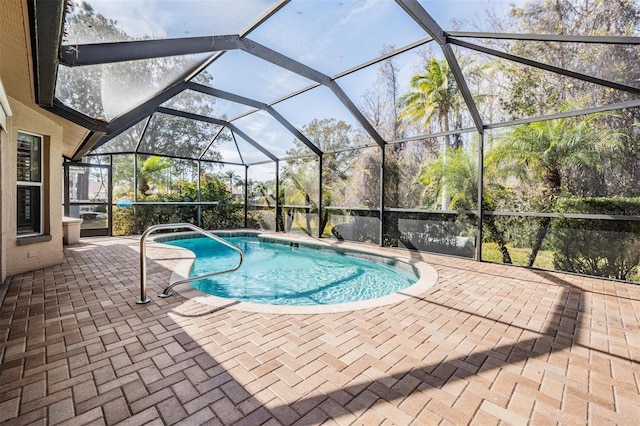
top-left (551, 197), bottom-right (640, 281)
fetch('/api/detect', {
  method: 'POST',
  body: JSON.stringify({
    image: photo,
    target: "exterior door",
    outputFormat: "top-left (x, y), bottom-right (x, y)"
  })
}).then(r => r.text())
top-left (64, 162), bottom-right (112, 237)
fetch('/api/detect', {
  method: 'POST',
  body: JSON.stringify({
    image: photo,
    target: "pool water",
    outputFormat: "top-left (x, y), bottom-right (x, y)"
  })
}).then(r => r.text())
top-left (165, 236), bottom-right (418, 306)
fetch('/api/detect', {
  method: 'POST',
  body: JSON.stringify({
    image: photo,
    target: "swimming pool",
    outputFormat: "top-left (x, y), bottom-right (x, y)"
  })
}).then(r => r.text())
top-left (165, 236), bottom-right (419, 306)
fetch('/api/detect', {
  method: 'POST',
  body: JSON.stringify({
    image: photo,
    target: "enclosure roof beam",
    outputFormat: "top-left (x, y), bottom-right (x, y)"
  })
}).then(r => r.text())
top-left (238, 38), bottom-right (387, 148)
top-left (156, 107), bottom-right (278, 162)
top-left (485, 98), bottom-right (640, 129)
top-left (449, 32), bottom-right (640, 45)
top-left (43, 99), bottom-right (109, 133)
top-left (395, 0), bottom-right (484, 133)
top-left (59, 35), bottom-right (242, 67)
top-left (29, 0), bottom-right (65, 106)
top-left (184, 0), bottom-right (291, 81)
top-left (72, 131), bottom-right (107, 161)
top-left (450, 38), bottom-right (640, 96)
top-left (198, 125), bottom-right (226, 161)
top-left (187, 82), bottom-right (322, 156)
top-left (394, 0), bottom-right (446, 44)
top-left (59, 32), bottom-right (385, 149)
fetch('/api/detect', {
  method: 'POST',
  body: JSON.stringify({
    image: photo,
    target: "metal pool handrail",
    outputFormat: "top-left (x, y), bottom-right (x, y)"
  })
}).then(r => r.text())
top-left (138, 223), bottom-right (244, 304)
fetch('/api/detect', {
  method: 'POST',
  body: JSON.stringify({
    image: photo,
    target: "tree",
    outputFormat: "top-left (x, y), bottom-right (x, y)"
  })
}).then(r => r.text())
top-left (489, 111), bottom-right (621, 266)
top-left (361, 45), bottom-right (403, 141)
top-left (420, 143), bottom-right (513, 263)
top-left (60, 1), bottom-right (222, 162)
top-left (399, 57), bottom-right (484, 209)
top-left (285, 118), bottom-right (359, 234)
top-left (399, 58), bottom-right (465, 147)
top-left (136, 156), bottom-right (172, 195)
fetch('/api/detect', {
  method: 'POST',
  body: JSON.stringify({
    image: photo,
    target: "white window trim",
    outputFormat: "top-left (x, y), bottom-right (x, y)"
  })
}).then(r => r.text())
top-left (17, 130), bottom-right (44, 238)
top-left (0, 79), bottom-right (11, 132)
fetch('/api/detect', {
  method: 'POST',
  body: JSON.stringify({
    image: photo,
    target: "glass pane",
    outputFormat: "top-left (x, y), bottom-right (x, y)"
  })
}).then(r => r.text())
top-left (161, 90), bottom-right (254, 121)
top-left (63, 0), bottom-right (279, 44)
top-left (219, 164), bottom-right (246, 202)
top-left (68, 166), bottom-right (109, 203)
top-left (451, 45), bottom-right (640, 125)
top-left (135, 155), bottom-right (198, 199)
top-left (250, 0), bottom-right (427, 75)
top-left (485, 110), bottom-right (630, 214)
top-left (325, 209), bottom-right (380, 245)
top-left (420, 0), bottom-right (524, 33)
top-left (205, 127), bottom-right (273, 165)
top-left (323, 146), bottom-right (381, 208)
top-left (460, 38), bottom-right (640, 91)
top-left (202, 205), bottom-right (246, 230)
top-left (56, 53), bottom-right (210, 120)
top-left (138, 113), bottom-right (222, 158)
top-left (479, 215), bottom-right (640, 281)
top-left (81, 155), bottom-right (111, 165)
top-left (419, 1), bottom-right (640, 36)
top-left (135, 204), bottom-right (198, 228)
top-left (93, 119), bottom-right (148, 154)
top-left (194, 50), bottom-right (314, 104)
top-left (112, 205), bottom-right (133, 236)
top-left (247, 162), bottom-right (276, 231)
top-left (17, 186), bottom-right (41, 235)
top-left (336, 43), bottom-right (435, 141)
top-left (549, 218), bottom-right (640, 283)
top-left (247, 205), bottom-right (276, 231)
top-left (112, 154), bottom-right (135, 198)
top-left (281, 157), bottom-right (320, 208)
top-left (274, 85), bottom-right (375, 150)
top-left (385, 140), bottom-right (435, 209)
top-left (199, 162), bottom-right (245, 202)
top-left (383, 211), bottom-right (477, 258)
top-left (68, 204), bottom-right (109, 231)
top-left (282, 206), bottom-right (319, 236)
top-left (17, 133), bottom-right (41, 182)
top-left (232, 110), bottom-right (310, 158)
top-left (389, 48), bottom-right (478, 138)
top-left (248, 163), bottom-right (277, 207)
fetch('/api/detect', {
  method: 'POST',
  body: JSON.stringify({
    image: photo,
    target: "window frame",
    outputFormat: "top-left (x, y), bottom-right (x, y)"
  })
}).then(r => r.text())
top-left (17, 130), bottom-right (44, 238)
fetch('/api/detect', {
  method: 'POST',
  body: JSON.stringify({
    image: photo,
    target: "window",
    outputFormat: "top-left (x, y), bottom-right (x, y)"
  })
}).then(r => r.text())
top-left (17, 131), bottom-right (43, 236)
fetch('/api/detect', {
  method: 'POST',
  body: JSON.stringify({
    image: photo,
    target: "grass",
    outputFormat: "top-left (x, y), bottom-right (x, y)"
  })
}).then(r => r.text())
top-left (481, 242), bottom-right (555, 270)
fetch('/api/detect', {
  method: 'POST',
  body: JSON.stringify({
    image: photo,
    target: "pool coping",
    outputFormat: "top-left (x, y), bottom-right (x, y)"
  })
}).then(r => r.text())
top-left (154, 230), bottom-right (439, 314)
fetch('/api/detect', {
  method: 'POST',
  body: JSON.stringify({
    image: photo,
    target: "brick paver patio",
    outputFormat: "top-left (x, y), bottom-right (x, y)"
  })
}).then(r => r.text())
top-left (1, 235), bottom-right (639, 425)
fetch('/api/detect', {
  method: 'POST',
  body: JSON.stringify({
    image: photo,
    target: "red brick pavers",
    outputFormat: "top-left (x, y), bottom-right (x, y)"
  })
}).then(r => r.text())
top-left (1, 236), bottom-right (639, 425)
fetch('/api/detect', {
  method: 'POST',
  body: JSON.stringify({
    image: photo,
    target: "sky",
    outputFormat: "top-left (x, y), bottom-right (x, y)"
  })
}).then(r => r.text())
top-left (67, 0), bottom-right (530, 169)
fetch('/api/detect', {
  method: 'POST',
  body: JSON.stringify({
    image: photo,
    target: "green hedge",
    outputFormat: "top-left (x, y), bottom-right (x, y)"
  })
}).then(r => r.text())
top-left (551, 197), bottom-right (640, 281)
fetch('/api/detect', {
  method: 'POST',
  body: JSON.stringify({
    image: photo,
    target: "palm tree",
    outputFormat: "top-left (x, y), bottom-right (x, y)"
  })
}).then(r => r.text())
top-left (223, 170), bottom-right (239, 195)
top-left (137, 156), bottom-right (172, 196)
top-left (489, 113), bottom-right (621, 267)
top-left (399, 59), bottom-right (464, 145)
top-left (420, 143), bottom-right (513, 263)
top-left (282, 167), bottom-right (318, 235)
top-left (399, 58), bottom-right (483, 209)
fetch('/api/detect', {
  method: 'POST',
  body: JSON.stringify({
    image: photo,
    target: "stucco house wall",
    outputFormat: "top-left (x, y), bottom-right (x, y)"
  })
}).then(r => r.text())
top-left (1, 95), bottom-right (64, 280)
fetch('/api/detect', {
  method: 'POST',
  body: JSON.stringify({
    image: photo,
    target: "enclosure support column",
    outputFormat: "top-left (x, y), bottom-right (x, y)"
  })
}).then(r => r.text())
top-left (318, 155), bottom-right (323, 238)
top-left (108, 156), bottom-right (113, 236)
top-left (275, 160), bottom-right (281, 232)
top-left (133, 154), bottom-right (138, 234)
top-left (63, 161), bottom-right (70, 216)
top-left (244, 165), bottom-right (249, 228)
top-left (379, 146), bottom-right (385, 247)
top-left (476, 131), bottom-right (485, 262)
top-left (197, 160), bottom-right (202, 227)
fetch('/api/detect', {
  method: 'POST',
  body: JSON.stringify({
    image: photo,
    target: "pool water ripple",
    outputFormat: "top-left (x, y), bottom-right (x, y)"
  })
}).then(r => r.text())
top-left (166, 236), bottom-right (418, 306)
